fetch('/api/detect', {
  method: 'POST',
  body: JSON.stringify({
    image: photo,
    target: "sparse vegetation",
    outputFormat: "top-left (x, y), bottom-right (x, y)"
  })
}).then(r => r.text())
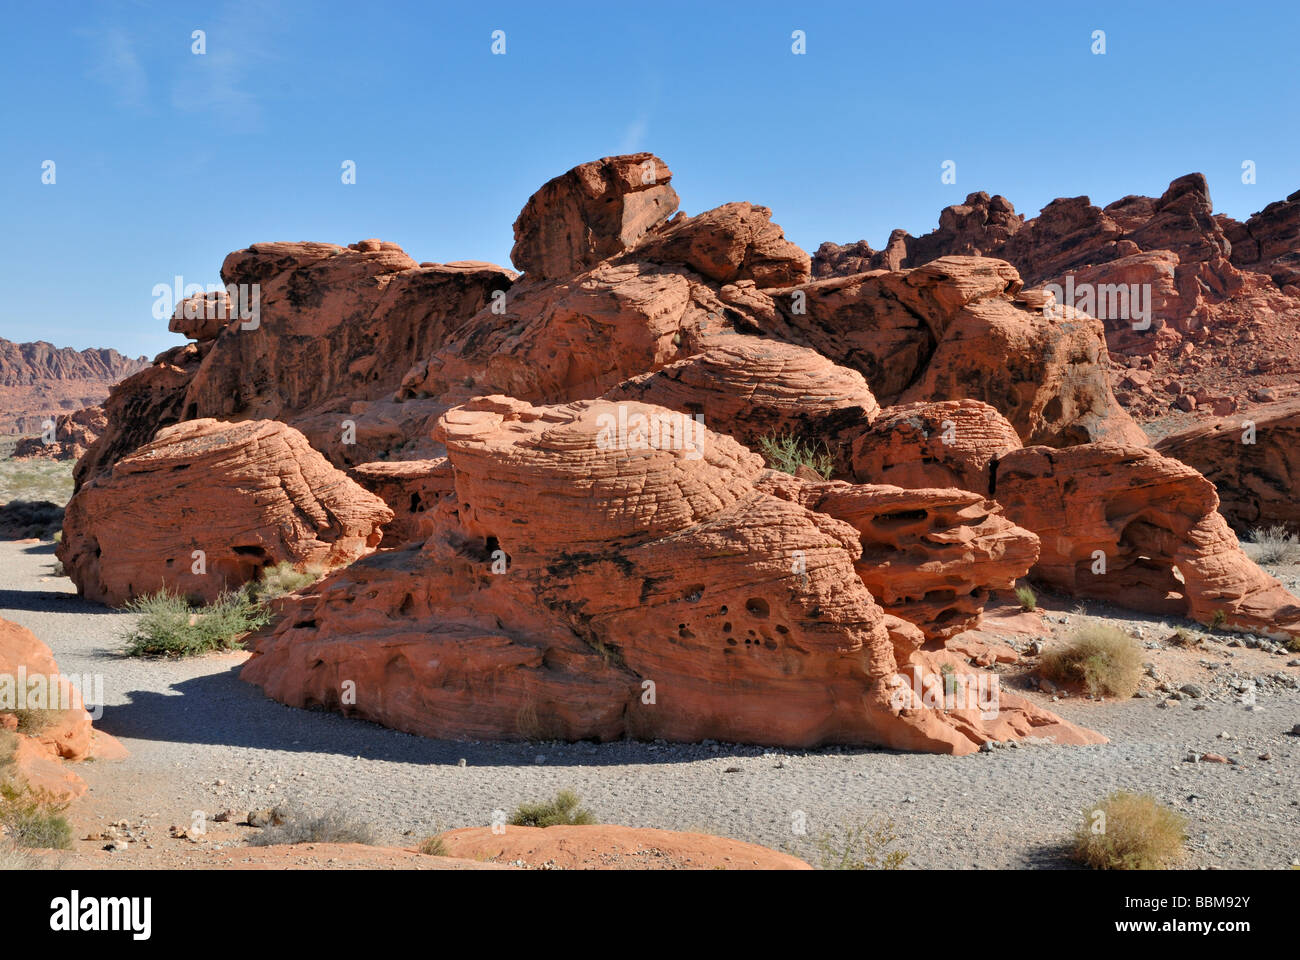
top-left (1, 709), bottom-right (61, 735)
top-left (1241, 524), bottom-right (1300, 565)
top-left (120, 587), bottom-right (272, 657)
top-left (247, 804), bottom-right (378, 846)
top-left (418, 833), bottom-right (450, 856)
top-left (1015, 585), bottom-right (1037, 612)
top-left (0, 499), bottom-right (64, 539)
top-left (0, 781), bottom-right (73, 850)
top-left (756, 433), bottom-right (834, 479)
top-left (816, 816), bottom-right (908, 870)
top-left (1039, 624), bottom-right (1143, 698)
top-left (249, 561), bottom-right (324, 601)
top-left (508, 789), bottom-right (598, 827)
top-left (0, 446), bottom-right (75, 510)
top-left (1203, 608), bottom-right (1228, 632)
top-left (1169, 627), bottom-right (1202, 648)
top-left (1072, 791), bottom-right (1186, 870)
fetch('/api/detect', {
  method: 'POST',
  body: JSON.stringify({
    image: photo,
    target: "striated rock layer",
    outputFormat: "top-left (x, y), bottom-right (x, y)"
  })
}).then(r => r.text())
top-left (59, 419), bottom-right (392, 606)
top-left (242, 397), bottom-right (1100, 754)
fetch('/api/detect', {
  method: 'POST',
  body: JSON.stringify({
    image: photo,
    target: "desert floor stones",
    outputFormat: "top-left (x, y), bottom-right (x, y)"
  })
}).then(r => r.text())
top-left (242, 397), bottom-right (1099, 754)
top-left (59, 418), bottom-right (392, 606)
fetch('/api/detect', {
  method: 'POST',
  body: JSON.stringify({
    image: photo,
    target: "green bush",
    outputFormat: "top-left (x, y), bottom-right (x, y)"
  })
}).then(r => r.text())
top-left (0, 782), bottom-right (73, 850)
top-left (1015, 585), bottom-right (1037, 612)
top-left (756, 434), bottom-right (834, 479)
top-left (120, 587), bottom-right (271, 657)
top-left (249, 561), bottom-right (324, 602)
top-left (509, 789), bottom-right (597, 827)
top-left (1072, 791), bottom-right (1186, 870)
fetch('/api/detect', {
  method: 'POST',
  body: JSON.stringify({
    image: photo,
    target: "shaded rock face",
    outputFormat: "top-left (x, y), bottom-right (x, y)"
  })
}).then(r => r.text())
top-left (58, 419), bottom-right (392, 606)
top-left (511, 153), bottom-right (680, 280)
top-left (349, 458), bottom-right (453, 546)
top-left (11, 405), bottom-right (106, 461)
top-left (760, 475), bottom-right (1039, 640)
top-left (1220, 189), bottom-right (1300, 288)
top-left (736, 256), bottom-right (1144, 447)
top-left (1155, 397), bottom-right (1300, 535)
top-left (602, 334), bottom-right (878, 475)
top-left (851, 399), bottom-right (1022, 491)
top-left (0, 337), bottom-right (146, 435)
top-left (994, 444), bottom-right (1300, 638)
top-left (243, 397), bottom-right (1100, 754)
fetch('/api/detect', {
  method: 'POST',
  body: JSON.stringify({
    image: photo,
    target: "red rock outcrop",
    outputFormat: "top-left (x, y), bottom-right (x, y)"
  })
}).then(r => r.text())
top-left (59, 419), bottom-right (392, 606)
top-left (633, 202), bottom-right (811, 287)
top-left (994, 443), bottom-right (1300, 638)
top-left (0, 337), bottom-right (146, 435)
top-left (1, 617), bottom-right (125, 798)
top-left (1155, 398), bottom-right (1300, 535)
top-left (11, 405), bottom-right (106, 461)
top-left (350, 458), bottom-right (454, 545)
top-left (1220, 189), bottom-right (1300, 288)
top-left (734, 256), bottom-right (1145, 447)
top-left (602, 334), bottom-right (878, 474)
top-left (510, 153), bottom-right (680, 280)
top-left (243, 397), bottom-right (1099, 753)
top-left (850, 399), bottom-right (1022, 491)
top-left (760, 474), bottom-right (1040, 639)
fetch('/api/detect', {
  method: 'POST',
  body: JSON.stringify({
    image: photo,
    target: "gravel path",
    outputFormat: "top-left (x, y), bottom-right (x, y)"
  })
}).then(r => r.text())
top-left (4, 540), bottom-right (1297, 869)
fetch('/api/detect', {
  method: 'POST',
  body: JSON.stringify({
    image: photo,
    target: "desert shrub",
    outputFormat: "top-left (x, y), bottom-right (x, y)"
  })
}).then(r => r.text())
top-left (1015, 585), bottom-right (1037, 612)
top-left (0, 782), bottom-right (73, 850)
top-left (120, 587), bottom-right (271, 657)
top-left (1039, 624), bottom-right (1142, 698)
top-left (816, 816), bottom-right (908, 870)
top-left (1072, 791), bottom-right (1186, 870)
top-left (247, 805), bottom-right (377, 847)
top-left (509, 789), bottom-right (597, 827)
top-left (0, 842), bottom-right (48, 869)
top-left (1, 709), bottom-right (61, 735)
top-left (1169, 627), bottom-right (1202, 648)
top-left (249, 561), bottom-right (324, 601)
top-left (1242, 525), bottom-right (1300, 565)
top-left (0, 730), bottom-right (16, 773)
top-left (756, 434), bottom-right (833, 479)
top-left (418, 834), bottom-right (449, 856)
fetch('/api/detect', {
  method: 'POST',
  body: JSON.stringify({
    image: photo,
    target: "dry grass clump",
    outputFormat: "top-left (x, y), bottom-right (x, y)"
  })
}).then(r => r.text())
top-left (1072, 791), bottom-right (1186, 870)
top-left (1039, 624), bottom-right (1142, 698)
top-left (1014, 584), bottom-right (1037, 612)
top-left (247, 804), bottom-right (377, 847)
top-left (508, 789), bottom-right (597, 827)
top-left (249, 561), bottom-right (324, 601)
top-left (816, 816), bottom-right (908, 870)
top-left (1241, 525), bottom-right (1300, 565)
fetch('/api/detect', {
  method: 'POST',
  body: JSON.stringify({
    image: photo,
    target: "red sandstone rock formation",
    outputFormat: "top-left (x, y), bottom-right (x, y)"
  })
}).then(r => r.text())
top-left (760, 474), bottom-right (1039, 639)
top-left (11, 405), bottom-right (106, 461)
top-left (350, 458), bottom-right (453, 546)
top-left (732, 256), bottom-right (1145, 446)
top-left (850, 399), bottom-right (1022, 491)
top-left (994, 443), bottom-right (1300, 638)
top-left (602, 333), bottom-right (878, 474)
top-left (0, 337), bottom-right (145, 436)
top-left (59, 419), bottom-right (392, 606)
top-left (242, 397), bottom-right (1099, 753)
top-left (1155, 397), bottom-right (1300, 535)
top-left (0, 617), bottom-right (125, 798)
top-left (510, 153), bottom-right (680, 280)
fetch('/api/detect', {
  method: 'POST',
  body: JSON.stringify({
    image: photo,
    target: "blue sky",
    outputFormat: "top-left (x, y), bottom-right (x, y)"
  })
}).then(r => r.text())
top-left (2, 0), bottom-right (1297, 357)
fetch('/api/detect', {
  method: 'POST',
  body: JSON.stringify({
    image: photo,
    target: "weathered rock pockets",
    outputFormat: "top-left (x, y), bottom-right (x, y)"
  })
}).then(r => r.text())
top-left (62, 153), bottom-right (1300, 752)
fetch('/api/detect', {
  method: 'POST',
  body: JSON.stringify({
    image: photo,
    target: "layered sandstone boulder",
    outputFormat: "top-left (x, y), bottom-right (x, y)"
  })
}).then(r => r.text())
top-left (1155, 398), bottom-right (1300, 535)
top-left (349, 458), bottom-right (454, 546)
top-left (1221, 189), bottom-right (1300, 288)
top-left (510, 153), bottom-right (680, 280)
top-left (633, 202), bottom-right (811, 287)
top-left (850, 399), bottom-right (1021, 491)
top-left (59, 419), bottom-right (392, 606)
top-left (0, 618), bottom-right (125, 798)
top-left (761, 475), bottom-right (1039, 639)
top-left (243, 397), bottom-right (1099, 754)
top-left (994, 444), bottom-right (1300, 638)
top-left (602, 334), bottom-right (878, 474)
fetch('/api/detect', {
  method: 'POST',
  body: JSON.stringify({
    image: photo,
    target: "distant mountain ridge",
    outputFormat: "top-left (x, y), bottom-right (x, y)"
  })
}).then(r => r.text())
top-left (0, 337), bottom-right (147, 435)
